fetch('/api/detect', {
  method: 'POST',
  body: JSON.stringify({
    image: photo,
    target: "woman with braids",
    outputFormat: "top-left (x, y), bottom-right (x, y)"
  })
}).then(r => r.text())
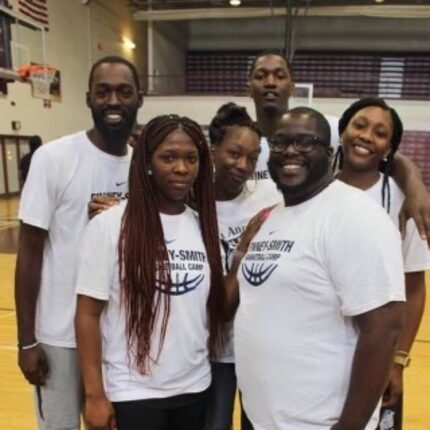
top-left (335, 97), bottom-right (429, 430)
top-left (205, 102), bottom-right (281, 430)
top-left (75, 114), bottom-right (225, 430)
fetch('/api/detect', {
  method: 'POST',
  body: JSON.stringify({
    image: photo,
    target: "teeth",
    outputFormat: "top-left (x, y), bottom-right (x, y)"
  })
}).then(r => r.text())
top-left (105, 113), bottom-right (123, 122)
top-left (353, 145), bottom-right (371, 155)
top-left (283, 164), bottom-right (302, 170)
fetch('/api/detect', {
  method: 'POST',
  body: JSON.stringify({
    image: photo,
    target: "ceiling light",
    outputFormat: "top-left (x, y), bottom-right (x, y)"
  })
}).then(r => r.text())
top-left (230, 0), bottom-right (241, 6)
top-left (122, 37), bottom-right (136, 50)
top-left (374, 0), bottom-right (385, 3)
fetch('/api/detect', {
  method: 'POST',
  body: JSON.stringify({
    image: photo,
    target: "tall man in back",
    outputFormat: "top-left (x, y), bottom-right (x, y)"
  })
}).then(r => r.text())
top-left (247, 51), bottom-right (430, 242)
top-left (15, 55), bottom-right (143, 430)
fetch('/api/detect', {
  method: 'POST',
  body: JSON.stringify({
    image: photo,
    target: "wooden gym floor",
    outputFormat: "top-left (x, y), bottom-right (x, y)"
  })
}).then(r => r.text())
top-left (0, 196), bottom-right (429, 429)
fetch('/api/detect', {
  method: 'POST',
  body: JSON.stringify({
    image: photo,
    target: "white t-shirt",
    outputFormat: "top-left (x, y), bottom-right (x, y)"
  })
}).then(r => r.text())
top-left (235, 180), bottom-right (405, 430)
top-left (250, 115), bottom-right (340, 185)
top-left (216, 181), bottom-right (282, 363)
top-left (76, 203), bottom-right (212, 402)
top-left (365, 175), bottom-right (430, 273)
top-left (18, 131), bottom-right (131, 347)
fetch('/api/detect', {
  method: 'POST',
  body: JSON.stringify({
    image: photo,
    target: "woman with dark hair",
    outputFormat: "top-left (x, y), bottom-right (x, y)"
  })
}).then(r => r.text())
top-left (205, 102), bottom-right (281, 430)
top-left (335, 97), bottom-right (429, 430)
top-left (75, 115), bottom-right (225, 430)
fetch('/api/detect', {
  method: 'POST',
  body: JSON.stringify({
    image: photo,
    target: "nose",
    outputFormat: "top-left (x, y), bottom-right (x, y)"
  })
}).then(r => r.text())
top-left (173, 159), bottom-right (188, 174)
top-left (283, 141), bottom-right (299, 156)
top-left (264, 73), bottom-right (276, 87)
top-left (107, 90), bottom-right (120, 105)
top-left (358, 127), bottom-right (373, 142)
top-left (236, 156), bottom-right (249, 172)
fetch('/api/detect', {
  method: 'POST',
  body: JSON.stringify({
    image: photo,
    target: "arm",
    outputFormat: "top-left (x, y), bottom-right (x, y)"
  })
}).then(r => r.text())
top-left (224, 208), bottom-right (272, 320)
top-left (332, 301), bottom-right (404, 430)
top-left (75, 295), bottom-right (116, 430)
top-left (382, 271), bottom-right (426, 407)
top-left (392, 153), bottom-right (430, 243)
top-left (14, 222), bottom-right (49, 385)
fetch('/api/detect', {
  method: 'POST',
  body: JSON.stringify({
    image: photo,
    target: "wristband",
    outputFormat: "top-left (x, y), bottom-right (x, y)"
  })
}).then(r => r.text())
top-left (394, 350), bottom-right (411, 368)
top-left (18, 340), bottom-right (40, 351)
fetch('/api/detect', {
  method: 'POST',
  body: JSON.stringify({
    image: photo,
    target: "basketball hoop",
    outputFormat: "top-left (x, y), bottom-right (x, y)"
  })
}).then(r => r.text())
top-left (18, 64), bottom-right (57, 100)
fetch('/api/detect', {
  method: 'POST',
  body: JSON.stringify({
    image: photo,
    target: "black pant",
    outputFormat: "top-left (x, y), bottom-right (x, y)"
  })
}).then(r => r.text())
top-left (113, 391), bottom-right (208, 430)
top-left (204, 363), bottom-right (237, 430)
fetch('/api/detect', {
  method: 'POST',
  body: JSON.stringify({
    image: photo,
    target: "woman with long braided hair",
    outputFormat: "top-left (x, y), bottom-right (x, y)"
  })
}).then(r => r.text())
top-left (75, 115), bottom-right (225, 430)
top-left (335, 97), bottom-right (430, 430)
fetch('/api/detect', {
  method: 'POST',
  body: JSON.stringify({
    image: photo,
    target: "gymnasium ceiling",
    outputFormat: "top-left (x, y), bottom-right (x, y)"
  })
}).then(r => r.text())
top-left (129, 0), bottom-right (430, 20)
top-left (129, 0), bottom-right (430, 11)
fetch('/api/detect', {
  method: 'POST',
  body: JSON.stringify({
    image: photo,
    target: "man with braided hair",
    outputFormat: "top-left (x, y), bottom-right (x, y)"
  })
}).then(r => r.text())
top-left (15, 55), bottom-right (143, 430)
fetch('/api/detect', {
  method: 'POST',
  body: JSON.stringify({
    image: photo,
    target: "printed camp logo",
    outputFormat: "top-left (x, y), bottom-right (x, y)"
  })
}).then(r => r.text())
top-left (241, 262), bottom-right (278, 287)
top-left (155, 272), bottom-right (205, 296)
top-left (241, 238), bottom-right (295, 287)
top-left (155, 242), bottom-right (206, 296)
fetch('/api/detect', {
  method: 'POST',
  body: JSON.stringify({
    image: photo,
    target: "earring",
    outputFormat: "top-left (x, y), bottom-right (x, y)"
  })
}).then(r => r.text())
top-left (147, 168), bottom-right (152, 176)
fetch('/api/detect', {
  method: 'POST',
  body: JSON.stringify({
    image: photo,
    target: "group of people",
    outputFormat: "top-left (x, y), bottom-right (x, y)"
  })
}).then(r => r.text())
top-left (15, 52), bottom-right (430, 430)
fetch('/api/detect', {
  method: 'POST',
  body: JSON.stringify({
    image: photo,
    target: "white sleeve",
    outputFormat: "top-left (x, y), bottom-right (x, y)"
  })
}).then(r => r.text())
top-left (326, 202), bottom-right (405, 316)
top-left (18, 147), bottom-right (59, 230)
top-left (402, 219), bottom-right (430, 273)
top-left (76, 214), bottom-right (116, 301)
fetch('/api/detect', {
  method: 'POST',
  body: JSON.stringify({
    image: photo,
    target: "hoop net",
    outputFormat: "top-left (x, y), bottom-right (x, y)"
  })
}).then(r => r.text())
top-left (28, 66), bottom-right (56, 99)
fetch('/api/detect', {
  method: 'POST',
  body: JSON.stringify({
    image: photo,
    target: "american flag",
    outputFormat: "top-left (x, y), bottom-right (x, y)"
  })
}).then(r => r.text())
top-left (18, 0), bottom-right (49, 31)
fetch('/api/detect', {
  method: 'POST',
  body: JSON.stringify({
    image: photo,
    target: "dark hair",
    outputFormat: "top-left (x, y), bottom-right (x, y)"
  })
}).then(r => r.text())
top-left (118, 114), bottom-right (225, 374)
top-left (29, 135), bottom-right (42, 152)
top-left (88, 55), bottom-right (140, 90)
top-left (335, 97), bottom-right (404, 211)
top-left (249, 50), bottom-right (294, 80)
top-left (287, 106), bottom-right (331, 144)
top-left (209, 102), bottom-right (261, 147)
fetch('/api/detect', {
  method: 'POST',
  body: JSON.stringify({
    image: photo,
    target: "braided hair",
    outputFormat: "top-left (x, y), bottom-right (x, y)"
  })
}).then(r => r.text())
top-left (118, 114), bottom-right (225, 373)
top-left (335, 97), bottom-right (403, 212)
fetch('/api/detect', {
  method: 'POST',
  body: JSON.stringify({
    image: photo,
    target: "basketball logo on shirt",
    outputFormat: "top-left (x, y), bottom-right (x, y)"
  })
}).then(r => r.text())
top-left (241, 263), bottom-right (278, 286)
top-left (155, 272), bottom-right (205, 296)
top-left (241, 238), bottom-right (295, 287)
top-left (155, 243), bottom-right (207, 296)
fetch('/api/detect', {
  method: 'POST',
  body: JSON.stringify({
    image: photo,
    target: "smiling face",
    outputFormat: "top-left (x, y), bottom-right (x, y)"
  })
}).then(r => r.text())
top-left (212, 125), bottom-right (260, 200)
top-left (340, 106), bottom-right (394, 173)
top-left (87, 62), bottom-right (143, 144)
top-left (150, 129), bottom-right (200, 214)
top-left (268, 113), bottom-right (333, 205)
top-left (248, 54), bottom-right (294, 116)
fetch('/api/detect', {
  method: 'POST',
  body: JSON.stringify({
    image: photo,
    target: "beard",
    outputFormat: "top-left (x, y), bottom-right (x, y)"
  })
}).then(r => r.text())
top-left (91, 107), bottom-right (138, 144)
top-left (268, 155), bottom-right (331, 200)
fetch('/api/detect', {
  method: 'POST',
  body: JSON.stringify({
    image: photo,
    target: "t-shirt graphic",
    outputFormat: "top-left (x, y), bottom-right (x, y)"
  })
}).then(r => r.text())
top-left (157, 242), bottom-right (206, 295)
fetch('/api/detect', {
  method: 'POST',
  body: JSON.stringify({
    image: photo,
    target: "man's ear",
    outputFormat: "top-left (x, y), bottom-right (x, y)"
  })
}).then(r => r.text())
top-left (327, 146), bottom-right (334, 157)
top-left (138, 91), bottom-right (144, 108)
top-left (85, 92), bottom-right (90, 108)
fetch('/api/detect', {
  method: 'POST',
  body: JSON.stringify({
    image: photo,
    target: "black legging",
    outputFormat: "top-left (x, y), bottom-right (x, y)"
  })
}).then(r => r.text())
top-left (113, 393), bottom-right (208, 430)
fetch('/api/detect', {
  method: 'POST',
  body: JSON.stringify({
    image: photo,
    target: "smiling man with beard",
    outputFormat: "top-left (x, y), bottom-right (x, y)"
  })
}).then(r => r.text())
top-left (231, 107), bottom-right (406, 430)
top-left (15, 55), bottom-right (143, 430)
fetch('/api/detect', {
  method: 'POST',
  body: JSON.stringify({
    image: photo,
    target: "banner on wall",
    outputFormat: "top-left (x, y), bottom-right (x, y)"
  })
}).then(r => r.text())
top-left (18, 0), bottom-right (49, 31)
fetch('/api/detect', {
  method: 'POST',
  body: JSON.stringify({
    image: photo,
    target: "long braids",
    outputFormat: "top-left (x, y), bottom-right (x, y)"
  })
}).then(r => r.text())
top-left (119, 115), bottom-right (225, 374)
top-left (337, 97), bottom-right (403, 214)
